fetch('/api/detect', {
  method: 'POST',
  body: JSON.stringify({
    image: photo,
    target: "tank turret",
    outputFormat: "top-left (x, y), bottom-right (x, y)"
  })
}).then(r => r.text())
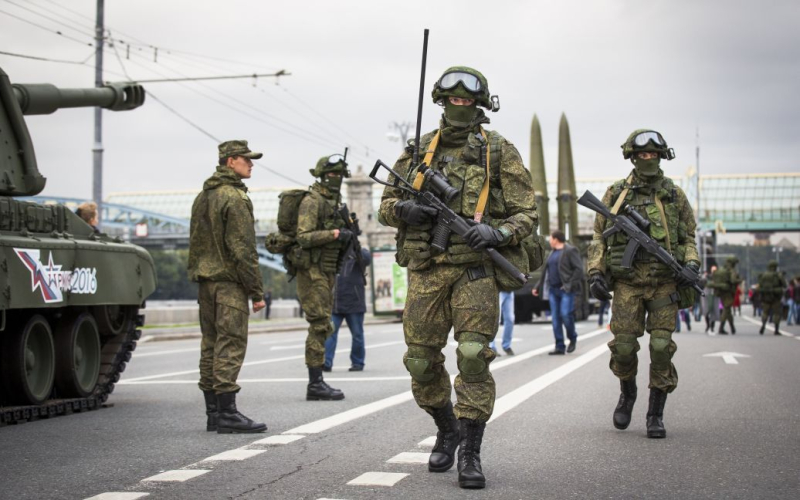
top-left (0, 67), bottom-right (145, 197)
top-left (0, 67), bottom-right (155, 425)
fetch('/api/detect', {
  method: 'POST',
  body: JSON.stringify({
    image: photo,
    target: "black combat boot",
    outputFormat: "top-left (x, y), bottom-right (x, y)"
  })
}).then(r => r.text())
top-left (216, 392), bottom-right (267, 434)
top-left (646, 388), bottom-right (668, 439)
top-left (428, 401), bottom-right (460, 472)
top-left (307, 367), bottom-right (345, 401)
top-left (203, 390), bottom-right (218, 432)
top-left (613, 379), bottom-right (637, 430)
top-left (760, 320), bottom-right (766, 335)
top-left (457, 419), bottom-right (486, 489)
top-left (718, 323), bottom-right (727, 334)
top-left (774, 324), bottom-right (781, 335)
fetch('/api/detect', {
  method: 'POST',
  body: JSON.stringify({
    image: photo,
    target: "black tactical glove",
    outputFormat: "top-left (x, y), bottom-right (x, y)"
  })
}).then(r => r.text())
top-left (588, 273), bottom-right (613, 301)
top-left (394, 200), bottom-right (438, 226)
top-left (677, 262), bottom-right (700, 288)
top-left (464, 224), bottom-right (505, 251)
top-left (337, 228), bottom-right (354, 243)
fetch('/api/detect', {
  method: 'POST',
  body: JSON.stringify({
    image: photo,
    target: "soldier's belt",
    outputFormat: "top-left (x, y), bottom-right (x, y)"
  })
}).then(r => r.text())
top-left (455, 262), bottom-right (496, 289)
top-left (645, 292), bottom-right (679, 312)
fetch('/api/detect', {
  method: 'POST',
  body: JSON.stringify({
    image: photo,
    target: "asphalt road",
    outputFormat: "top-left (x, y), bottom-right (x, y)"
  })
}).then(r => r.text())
top-left (1, 314), bottom-right (799, 500)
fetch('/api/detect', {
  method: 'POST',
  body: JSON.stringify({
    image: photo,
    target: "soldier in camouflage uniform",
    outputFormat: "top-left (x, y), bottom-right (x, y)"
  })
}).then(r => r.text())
top-left (586, 130), bottom-right (699, 439)
top-left (378, 67), bottom-right (537, 489)
top-left (758, 260), bottom-right (786, 335)
top-left (710, 257), bottom-right (740, 334)
top-left (294, 154), bottom-right (352, 401)
top-left (188, 140), bottom-right (267, 434)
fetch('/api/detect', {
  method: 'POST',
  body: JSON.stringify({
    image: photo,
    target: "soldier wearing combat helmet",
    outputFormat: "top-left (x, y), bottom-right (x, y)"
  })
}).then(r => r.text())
top-left (757, 260), bottom-right (785, 335)
top-left (709, 256), bottom-right (741, 334)
top-left (188, 140), bottom-right (267, 434)
top-left (378, 66), bottom-right (537, 489)
top-left (586, 129), bottom-right (699, 439)
top-left (294, 154), bottom-right (352, 401)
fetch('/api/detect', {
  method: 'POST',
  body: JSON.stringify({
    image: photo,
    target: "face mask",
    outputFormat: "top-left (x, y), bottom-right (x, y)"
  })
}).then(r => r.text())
top-left (322, 174), bottom-right (343, 192)
top-left (632, 157), bottom-right (661, 177)
top-left (444, 100), bottom-right (478, 127)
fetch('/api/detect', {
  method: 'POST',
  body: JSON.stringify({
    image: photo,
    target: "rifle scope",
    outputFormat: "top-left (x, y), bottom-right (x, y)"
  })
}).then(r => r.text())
top-left (419, 165), bottom-right (458, 202)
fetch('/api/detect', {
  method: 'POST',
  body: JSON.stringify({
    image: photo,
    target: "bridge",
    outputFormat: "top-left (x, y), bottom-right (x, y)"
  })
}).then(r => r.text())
top-left (23, 195), bottom-right (287, 272)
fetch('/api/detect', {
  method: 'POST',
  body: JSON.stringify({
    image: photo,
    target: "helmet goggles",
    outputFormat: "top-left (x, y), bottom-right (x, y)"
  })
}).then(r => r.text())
top-left (326, 154), bottom-right (346, 166)
top-left (438, 71), bottom-right (482, 94)
top-left (633, 131), bottom-right (667, 148)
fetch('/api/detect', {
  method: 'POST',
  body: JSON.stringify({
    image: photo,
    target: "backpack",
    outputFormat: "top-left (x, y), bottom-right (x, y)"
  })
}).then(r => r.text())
top-left (265, 189), bottom-right (310, 275)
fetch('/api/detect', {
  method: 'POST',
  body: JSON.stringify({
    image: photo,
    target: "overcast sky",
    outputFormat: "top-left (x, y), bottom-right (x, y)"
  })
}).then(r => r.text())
top-left (1, 0), bottom-right (798, 201)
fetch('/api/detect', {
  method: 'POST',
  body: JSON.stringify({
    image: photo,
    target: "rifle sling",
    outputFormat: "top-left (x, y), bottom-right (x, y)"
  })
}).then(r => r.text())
top-left (412, 131), bottom-right (441, 190)
top-left (653, 194), bottom-right (672, 253)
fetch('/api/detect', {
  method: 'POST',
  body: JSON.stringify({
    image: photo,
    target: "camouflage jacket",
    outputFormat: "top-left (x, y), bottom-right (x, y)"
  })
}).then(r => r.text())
top-left (188, 166), bottom-right (264, 302)
top-left (587, 169), bottom-right (699, 287)
top-left (757, 271), bottom-right (786, 303)
top-left (296, 182), bottom-right (346, 273)
top-left (378, 125), bottom-right (537, 269)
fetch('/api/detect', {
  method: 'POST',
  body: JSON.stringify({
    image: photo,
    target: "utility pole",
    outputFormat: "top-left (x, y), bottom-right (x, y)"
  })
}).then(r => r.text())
top-left (386, 121), bottom-right (412, 148)
top-left (696, 127), bottom-right (705, 271)
top-left (93, 0), bottom-right (105, 228)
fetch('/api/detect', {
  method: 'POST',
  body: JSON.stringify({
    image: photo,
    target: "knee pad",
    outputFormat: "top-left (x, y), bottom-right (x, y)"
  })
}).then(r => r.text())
top-left (650, 330), bottom-right (673, 367)
top-left (404, 345), bottom-right (437, 383)
top-left (456, 332), bottom-right (490, 383)
top-left (611, 334), bottom-right (638, 365)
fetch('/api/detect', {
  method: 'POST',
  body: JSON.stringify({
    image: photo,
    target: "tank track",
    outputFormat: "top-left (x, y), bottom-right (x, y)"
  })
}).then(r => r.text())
top-left (0, 311), bottom-right (143, 426)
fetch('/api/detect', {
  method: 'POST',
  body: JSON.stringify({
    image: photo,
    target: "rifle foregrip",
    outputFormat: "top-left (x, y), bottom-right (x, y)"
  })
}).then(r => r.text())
top-left (431, 221), bottom-right (451, 252)
top-left (486, 248), bottom-right (527, 285)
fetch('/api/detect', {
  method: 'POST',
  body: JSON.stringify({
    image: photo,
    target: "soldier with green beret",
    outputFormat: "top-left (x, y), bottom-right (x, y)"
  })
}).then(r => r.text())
top-left (188, 139), bottom-right (267, 434)
top-left (586, 129), bottom-right (699, 439)
top-left (709, 257), bottom-right (741, 334)
top-left (757, 260), bottom-right (786, 335)
top-left (294, 154), bottom-right (352, 401)
top-left (378, 66), bottom-right (538, 489)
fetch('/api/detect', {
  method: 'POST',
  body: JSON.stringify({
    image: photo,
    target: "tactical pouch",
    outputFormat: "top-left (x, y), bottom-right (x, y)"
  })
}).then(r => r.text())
top-left (395, 225), bottom-right (411, 268)
top-left (495, 243), bottom-right (530, 292)
top-left (521, 233), bottom-right (546, 272)
top-left (287, 245), bottom-right (311, 271)
top-left (404, 227), bottom-right (433, 271)
top-left (678, 286), bottom-right (696, 309)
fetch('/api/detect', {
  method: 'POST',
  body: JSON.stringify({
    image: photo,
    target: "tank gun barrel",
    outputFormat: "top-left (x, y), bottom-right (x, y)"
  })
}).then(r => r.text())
top-left (12, 82), bottom-right (145, 115)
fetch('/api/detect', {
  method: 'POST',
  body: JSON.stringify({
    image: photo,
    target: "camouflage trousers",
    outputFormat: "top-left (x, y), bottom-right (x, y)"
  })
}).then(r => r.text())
top-left (609, 281), bottom-right (679, 393)
top-left (198, 281), bottom-right (250, 394)
top-left (404, 262), bottom-right (499, 422)
top-left (762, 301), bottom-right (782, 326)
top-left (719, 294), bottom-right (735, 330)
top-left (296, 266), bottom-right (335, 367)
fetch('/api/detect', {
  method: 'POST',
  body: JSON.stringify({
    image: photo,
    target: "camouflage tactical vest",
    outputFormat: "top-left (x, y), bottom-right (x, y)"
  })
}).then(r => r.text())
top-left (604, 176), bottom-right (686, 282)
top-left (398, 130), bottom-right (506, 269)
top-left (758, 271), bottom-right (783, 303)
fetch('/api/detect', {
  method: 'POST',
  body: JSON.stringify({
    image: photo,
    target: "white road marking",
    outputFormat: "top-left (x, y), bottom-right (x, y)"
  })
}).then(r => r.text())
top-left (121, 341), bottom-right (405, 383)
top-left (84, 494), bottom-right (149, 500)
top-left (742, 315), bottom-right (796, 338)
top-left (703, 351), bottom-right (751, 365)
top-left (347, 472), bottom-right (409, 486)
top-left (202, 449), bottom-right (266, 461)
top-left (387, 452), bottom-right (429, 464)
top-left (417, 436), bottom-right (436, 447)
top-left (489, 343), bottom-right (609, 423)
top-left (141, 470), bottom-right (210, 482)
top-left (281, 328), bottom-right (609, 436)
top-left (251, 434), bottom-right (305, 445)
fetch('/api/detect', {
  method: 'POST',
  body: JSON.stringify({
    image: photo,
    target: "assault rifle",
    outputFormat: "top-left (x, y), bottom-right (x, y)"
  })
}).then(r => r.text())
top-left (577, 190), bottom-right (704, 296)
top-left (338, 203), bottom-right (366, 284)
top-left (370, 161), bottom-right (528, 286)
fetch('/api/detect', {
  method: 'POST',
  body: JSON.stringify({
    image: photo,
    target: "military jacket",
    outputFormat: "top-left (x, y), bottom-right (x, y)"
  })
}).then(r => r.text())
top-left (710, 265), bottom-right (739, 298)
top-left (378, 126), bottom-right (537, 270)
top-left (587, 169), bottom-right (699, 287)
top-left (188, 166), bottom-right (264, 302)
top-left (296, 182), bottom-right (346, 273)
top-left (757, 271), bottom-right (786, 303)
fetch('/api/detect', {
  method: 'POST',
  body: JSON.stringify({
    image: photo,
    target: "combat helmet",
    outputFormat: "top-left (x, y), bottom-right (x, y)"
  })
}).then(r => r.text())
top-left (768, 260), bottom-right (778, 270)
top-left (725, 256), bottom-right (739, 267)
top-left (621, 129), bottom-right (676, 160)
top-left (309, 153), bottom-right (350, 178)
top-left (432, 66), bottom-right (500, 112)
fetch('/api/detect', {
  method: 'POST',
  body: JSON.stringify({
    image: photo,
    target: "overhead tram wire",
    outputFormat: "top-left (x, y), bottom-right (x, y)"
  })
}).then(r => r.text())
top-left (0, 7), bottom-right (95, 47)
top-left (0, 49), bottom-right (94, 65)
top-left (111, 50), bottom-right (374, 165)
top-left (1, 0), bottom-right (97, 39)
top-left (28, 0), bottom-right (96, 32)
top-left (109, 43), bottom-right (304, 187)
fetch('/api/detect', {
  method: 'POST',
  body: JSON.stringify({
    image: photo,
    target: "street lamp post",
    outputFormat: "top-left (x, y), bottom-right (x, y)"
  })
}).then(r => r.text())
top-left (772, 246), bottom-right (784, 266)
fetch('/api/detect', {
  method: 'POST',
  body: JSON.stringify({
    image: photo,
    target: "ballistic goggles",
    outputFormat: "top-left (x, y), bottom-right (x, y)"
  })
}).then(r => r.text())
top-left (438, 71), bottom-right (482, 93)
top-left (632, 131), bottom-right (666, 147)
top-left (326, 154), bottom-right (346, 166)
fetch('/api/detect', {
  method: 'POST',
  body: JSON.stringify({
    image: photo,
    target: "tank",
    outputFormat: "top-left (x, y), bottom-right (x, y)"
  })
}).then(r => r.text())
top-left (0, 67), bottom-right (156, 425)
